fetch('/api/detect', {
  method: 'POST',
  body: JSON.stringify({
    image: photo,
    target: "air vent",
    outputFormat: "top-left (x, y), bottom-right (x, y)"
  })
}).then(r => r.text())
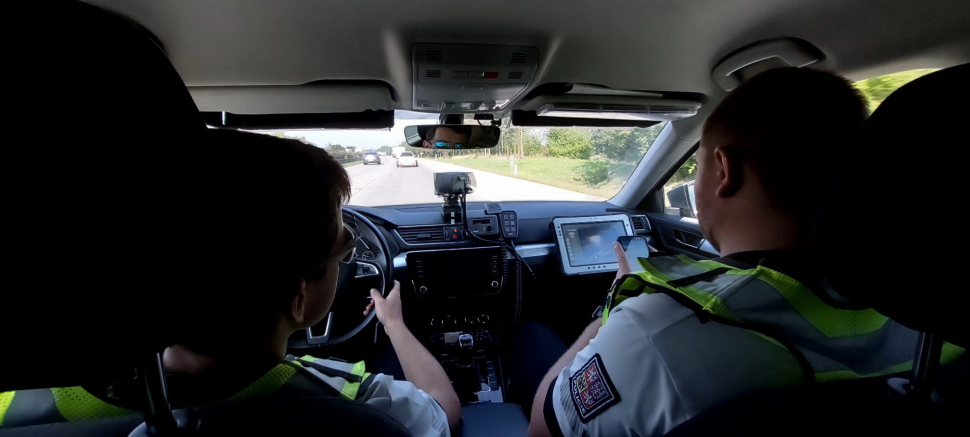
top-left (426, 70), bottom-right (442, 78)
top-left (508, 71), bottom-right (523, 80)
top-left (397, 226), bottom-right (447, 244)
top-left (511, 52), bottom-right (527, 64)
top-left (630, 215), bottom-right (651, 232)
top-left (425, 50), bottom-right (443, 62)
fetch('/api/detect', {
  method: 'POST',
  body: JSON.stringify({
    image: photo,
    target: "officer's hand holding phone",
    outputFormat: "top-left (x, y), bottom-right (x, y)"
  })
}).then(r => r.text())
top-left (612, 242), bottom-right (632, 283)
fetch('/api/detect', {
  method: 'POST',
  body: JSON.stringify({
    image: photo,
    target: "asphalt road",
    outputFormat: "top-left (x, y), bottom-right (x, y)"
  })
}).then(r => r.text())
top-left (345, 158), bottom-right (603, 207)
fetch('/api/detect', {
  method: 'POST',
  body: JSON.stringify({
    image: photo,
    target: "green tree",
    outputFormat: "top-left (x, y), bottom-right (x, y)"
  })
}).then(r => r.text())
top-left (326, 144), bottom-right (345, 152)
top-left (546, 129), bottom-right (592, 159)
top-left (854, 69), bottom-right (936, 111)
top-left (377, 146), bottom-right (393, 154)
top-left (669, 154), bottom-right (697, 186)
top-left (590, 125), bottom-right (662, 162)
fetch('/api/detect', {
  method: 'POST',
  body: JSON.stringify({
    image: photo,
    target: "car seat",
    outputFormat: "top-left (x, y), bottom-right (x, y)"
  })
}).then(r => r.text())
top-left (3, 2), bottom-right (412, 436)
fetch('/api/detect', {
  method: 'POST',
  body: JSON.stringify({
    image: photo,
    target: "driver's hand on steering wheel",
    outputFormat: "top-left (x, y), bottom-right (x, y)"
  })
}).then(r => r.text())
top-left (364, 280), bottom-right (404, 332)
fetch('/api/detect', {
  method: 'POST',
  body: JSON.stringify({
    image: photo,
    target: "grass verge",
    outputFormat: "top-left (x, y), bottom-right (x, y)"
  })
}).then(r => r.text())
top-left (436, 155), bottom-right (632, 199)
top-left (341, 160), bottom-right (363, 168)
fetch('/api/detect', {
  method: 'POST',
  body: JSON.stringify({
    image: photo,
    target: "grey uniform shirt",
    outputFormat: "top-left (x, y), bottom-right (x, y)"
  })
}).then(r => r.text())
top-left (545, 252), bottom-right (817, 437)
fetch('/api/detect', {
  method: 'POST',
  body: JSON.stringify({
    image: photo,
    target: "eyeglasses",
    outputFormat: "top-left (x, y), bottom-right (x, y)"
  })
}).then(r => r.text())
top-left (327, 224), bottom-right (357, 264)
top-left (303, 224), bottom-right (356, 279)
top-left (434, 141), bottom-right (465, 149)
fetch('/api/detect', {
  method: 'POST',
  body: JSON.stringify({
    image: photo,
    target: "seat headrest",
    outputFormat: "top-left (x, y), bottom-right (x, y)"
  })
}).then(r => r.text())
top-left (816, 64), bottom-right (969, 347)
top-left (4, 1), bottom-right (206, 391)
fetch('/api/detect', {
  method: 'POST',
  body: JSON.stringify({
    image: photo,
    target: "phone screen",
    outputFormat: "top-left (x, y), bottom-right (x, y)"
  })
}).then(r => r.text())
top-left (618, 236), bottom-right (650, 271)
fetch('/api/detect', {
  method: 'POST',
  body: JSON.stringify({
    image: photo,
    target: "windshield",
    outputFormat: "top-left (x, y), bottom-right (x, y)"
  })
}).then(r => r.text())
top-left (258, 112), bottom-right (667, 206)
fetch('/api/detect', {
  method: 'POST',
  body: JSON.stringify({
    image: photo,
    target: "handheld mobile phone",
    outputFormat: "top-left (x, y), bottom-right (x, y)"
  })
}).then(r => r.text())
top-left (617, 236), bottom-right (651, 271)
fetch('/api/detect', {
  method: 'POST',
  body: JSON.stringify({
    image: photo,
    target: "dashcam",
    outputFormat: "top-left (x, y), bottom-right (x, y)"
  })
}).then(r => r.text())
top-left (434, 172), bottom-right (476, 196)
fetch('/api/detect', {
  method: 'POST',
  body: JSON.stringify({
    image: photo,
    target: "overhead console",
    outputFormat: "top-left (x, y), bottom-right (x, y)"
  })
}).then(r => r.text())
top-left (412, 43), bottom-right (539, 113)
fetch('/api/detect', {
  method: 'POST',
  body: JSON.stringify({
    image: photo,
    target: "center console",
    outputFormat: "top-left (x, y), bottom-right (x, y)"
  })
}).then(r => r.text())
top-left (405, 247), bottom-right (509, 403)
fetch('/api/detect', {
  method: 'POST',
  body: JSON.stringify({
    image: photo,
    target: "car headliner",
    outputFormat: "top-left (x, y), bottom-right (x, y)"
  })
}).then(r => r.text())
top-left (85, 0), bottom-right (969, 117)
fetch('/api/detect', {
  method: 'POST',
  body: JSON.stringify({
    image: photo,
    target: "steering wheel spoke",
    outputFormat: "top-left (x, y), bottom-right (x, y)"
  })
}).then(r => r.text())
top-left (306, 312), bottom-right (333, 345)
top-left (356, 261), bottom-right (381, 279)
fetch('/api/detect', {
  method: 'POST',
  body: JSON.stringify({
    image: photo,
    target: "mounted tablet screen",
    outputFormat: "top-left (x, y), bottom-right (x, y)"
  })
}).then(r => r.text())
top-left (553, 215), bottom-right (634, 276)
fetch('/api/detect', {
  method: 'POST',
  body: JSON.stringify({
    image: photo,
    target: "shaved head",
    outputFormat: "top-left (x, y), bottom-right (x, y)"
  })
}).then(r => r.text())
top-left (695, 67), bottom-right (868, 253)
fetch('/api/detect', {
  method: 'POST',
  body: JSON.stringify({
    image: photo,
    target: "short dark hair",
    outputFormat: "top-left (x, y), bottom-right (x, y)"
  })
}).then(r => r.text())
top-left (703, 67), bottom-right (868, 222)
top-left (424, 125), bottom-right (471, 141)
top-left (177, 129), bottom-right (351, 355)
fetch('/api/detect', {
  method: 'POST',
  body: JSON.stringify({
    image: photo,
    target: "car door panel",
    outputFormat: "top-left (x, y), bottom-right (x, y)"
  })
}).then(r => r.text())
top-left (647, 213), bottom-right (719, 259)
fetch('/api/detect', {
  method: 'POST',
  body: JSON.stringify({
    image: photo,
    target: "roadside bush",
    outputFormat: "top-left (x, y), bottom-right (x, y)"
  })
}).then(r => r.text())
top-left (576, 161), bottom-right (610, 186)
top-left (547, 129), bottom-right (593, 160)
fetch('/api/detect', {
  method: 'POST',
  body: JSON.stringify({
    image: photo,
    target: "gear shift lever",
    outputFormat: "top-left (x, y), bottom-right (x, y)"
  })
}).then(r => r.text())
top-left (458, 333), bottom-right (475, 350)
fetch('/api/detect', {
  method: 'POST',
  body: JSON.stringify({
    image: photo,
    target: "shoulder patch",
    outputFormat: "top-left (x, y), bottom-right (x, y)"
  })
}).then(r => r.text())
top-left (568, 353), bottom-right (620, 422)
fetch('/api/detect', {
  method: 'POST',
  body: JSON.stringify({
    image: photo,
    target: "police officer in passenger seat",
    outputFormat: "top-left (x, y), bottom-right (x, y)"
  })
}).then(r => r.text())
top-left (526, 68), bottom-right (964, 437)
top-left (0, 129), bottom-right (460, 436)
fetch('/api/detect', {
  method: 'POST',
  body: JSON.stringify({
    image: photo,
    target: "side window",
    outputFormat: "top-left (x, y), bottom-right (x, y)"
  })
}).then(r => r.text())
top-left (663, 151), bottom-right (698, 218)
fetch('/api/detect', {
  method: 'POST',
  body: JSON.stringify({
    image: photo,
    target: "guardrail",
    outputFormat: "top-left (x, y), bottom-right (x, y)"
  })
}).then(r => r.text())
top-left (336, 157), bottom-right (362, 164)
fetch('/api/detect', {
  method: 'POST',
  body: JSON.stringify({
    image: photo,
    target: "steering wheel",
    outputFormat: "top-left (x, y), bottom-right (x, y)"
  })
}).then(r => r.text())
top-left (289, 208), bottom-right (393, 348)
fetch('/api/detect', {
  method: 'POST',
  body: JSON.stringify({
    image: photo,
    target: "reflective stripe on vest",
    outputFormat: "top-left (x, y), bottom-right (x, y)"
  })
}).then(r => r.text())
top-left (605, 255), bottom-right (965, 381)
top-left (219, 356), bottom-right (372, 403)
top-left (293, 355), bottom-right (372, 400)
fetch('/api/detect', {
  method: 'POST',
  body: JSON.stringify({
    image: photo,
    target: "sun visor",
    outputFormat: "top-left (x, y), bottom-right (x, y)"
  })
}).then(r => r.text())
top-left (512, 91), bottom-right (702, 127)
top-left (202, 110), bottom-right (395, 130)
top-left (412, 44), bottom-right (539, 113)
top-left (190, 81), bottom-right (395, 114)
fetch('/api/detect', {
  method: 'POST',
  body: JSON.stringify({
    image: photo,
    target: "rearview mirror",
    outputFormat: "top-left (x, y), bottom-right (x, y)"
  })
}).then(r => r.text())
top-left (403, 124), bottom-right (500, 149)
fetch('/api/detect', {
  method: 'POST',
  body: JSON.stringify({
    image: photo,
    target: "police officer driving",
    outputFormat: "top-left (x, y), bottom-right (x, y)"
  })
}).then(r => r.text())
top-left (0, 129), bottom-right (460, 437)
top-left (525, 67), bottom-right (965, 437)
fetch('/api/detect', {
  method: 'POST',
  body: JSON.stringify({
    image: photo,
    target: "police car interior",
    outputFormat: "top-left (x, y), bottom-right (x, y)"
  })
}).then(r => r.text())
top-left (6, 1), bottom-right (970, 436)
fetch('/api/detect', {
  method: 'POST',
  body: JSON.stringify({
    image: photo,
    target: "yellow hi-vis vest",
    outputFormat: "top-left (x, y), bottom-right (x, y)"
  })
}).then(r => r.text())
top-left (0, 355), bottom-right (366, 428)
top-left (604, 255), bottom-right (964, 383)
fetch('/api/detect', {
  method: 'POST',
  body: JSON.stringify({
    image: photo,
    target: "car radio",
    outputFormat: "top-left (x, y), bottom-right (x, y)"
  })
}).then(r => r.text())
top-left (406, 247), bottom-right (504, 298)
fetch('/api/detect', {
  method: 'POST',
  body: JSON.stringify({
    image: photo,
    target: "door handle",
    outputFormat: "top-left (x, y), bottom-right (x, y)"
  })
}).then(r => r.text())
top-left (674, 237), bottom-right (700, 249)
top-left (672, 230), bottom-right (703, 249)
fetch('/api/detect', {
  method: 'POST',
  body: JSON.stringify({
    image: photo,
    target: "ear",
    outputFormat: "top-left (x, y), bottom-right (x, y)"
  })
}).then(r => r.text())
top-left (289, 280), bottom-right (308, 325)
top-left (713, 146), bottom-right (743, 198)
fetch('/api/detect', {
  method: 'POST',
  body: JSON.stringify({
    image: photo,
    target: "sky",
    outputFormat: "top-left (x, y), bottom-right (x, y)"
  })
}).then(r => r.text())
top-left (258, 112), bottom-right (439, 150)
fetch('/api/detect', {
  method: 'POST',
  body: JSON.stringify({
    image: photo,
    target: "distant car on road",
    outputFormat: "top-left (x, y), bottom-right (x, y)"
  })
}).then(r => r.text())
top-left (397, 151), bottom-right (418, 167)
top-left (363, 152), bottom-right (381, 165)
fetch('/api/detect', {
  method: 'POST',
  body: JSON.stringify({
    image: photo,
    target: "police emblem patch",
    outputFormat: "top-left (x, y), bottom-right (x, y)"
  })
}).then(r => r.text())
top-left (568, 354), bottom-right (619, 422)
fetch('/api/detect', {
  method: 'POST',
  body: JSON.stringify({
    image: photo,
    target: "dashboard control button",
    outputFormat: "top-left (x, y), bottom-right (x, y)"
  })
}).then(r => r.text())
top-left (418, 285), bottom-right (428, 294)
top-left (430, 318), bottom-right (444, 328)
top-left (490, 280), bottom-right (500, 289)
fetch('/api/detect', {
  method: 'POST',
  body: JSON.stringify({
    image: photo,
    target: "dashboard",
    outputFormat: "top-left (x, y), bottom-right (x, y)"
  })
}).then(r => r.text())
top-left (344, 200), bottom-right (653, 404)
